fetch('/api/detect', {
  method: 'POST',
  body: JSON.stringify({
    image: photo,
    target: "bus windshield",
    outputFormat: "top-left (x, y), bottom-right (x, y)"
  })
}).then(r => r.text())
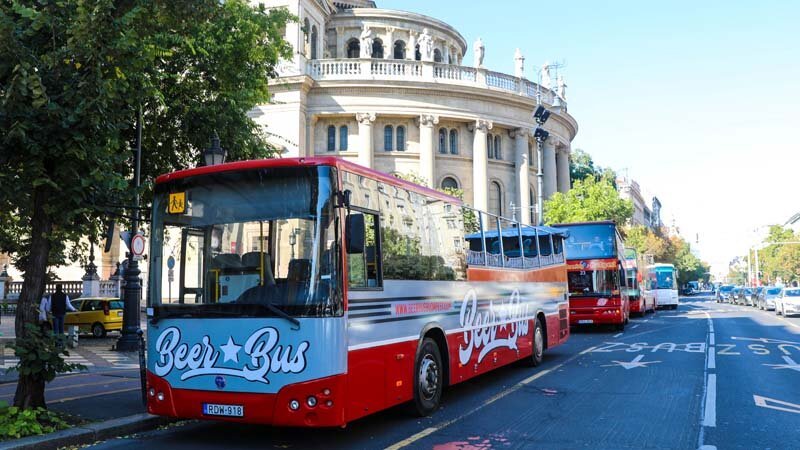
top-left (567, 270), bottom-right (618, 297)
top-left (148, 166), bottom-right (341, 319)
top-left (654, 270), bottom-right (675, 289)
top-left (562, 223), bottom-right (617, 259)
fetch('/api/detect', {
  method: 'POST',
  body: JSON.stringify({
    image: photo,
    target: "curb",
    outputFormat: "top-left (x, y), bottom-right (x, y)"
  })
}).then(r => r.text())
top-left (0, 413), bottom-right (174, 450)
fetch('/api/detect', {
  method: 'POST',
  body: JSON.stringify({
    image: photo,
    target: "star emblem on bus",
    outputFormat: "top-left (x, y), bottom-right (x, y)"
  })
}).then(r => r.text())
top-left (220, 336), bottom-right (242, 363)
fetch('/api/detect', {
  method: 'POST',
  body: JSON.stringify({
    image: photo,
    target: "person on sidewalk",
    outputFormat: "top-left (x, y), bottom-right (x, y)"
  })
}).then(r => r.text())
top-left (38, 295), bottom-right (53, 333)
top-left (49, 285), bottom-right (76, 337)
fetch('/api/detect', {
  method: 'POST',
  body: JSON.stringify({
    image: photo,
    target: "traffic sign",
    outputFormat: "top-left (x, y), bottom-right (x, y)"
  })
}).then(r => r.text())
top-left (131, 234), bottom-right (146, 257)
top-left (167, 256), bottom-right (175, 269)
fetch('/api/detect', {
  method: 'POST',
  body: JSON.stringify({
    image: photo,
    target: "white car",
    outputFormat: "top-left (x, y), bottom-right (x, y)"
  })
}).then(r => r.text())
top-left (758, 287), bottom-right (782, 311)
top-left (776, 288), bottom-right (800, 316)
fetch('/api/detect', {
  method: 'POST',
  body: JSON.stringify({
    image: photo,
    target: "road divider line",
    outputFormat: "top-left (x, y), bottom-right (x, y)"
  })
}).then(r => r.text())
top-left (385, 346), bottom-right (597, 450)
top-left (708, 348), bottom-right (716, 369)
top-left (709, 333), bottom-right (715, 346)
top-left (631, 324), bottom-right (639, 329)
top-left (702, 374), bottom-right (717, 427)
top-left (613, 333), bottom-right (623, 338)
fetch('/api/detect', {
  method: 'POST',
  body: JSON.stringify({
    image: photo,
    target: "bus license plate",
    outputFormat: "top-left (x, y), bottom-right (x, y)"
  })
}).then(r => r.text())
top-left (203, 403), bottom-right (244, 417)
top-left (578, 320), bottom-right (593, 324)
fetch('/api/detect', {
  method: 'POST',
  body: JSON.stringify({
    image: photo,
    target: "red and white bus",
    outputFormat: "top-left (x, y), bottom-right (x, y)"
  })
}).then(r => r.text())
top-left (145, 157), bottom-right (569, 427)
top-left (554, 221), bottom-right (630, 330)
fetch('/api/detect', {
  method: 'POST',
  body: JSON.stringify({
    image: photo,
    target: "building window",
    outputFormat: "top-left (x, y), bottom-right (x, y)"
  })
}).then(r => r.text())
top-left (310, 25), bottom-right (318, 59)
top-left (384, 125), bottom-right (393, 151)
top-left (489, 181), bottom-right (502, 218)
top-left (433, 49), bottom-right (442, 63)
top-left (438, 128), bottom-right (447, 154)
top-left (494, 135), bottom-right (502, 160)
top-left (327, 125), bottom-right (336, 151)
top-left (396, 126), bottom-right (406, 151)
top-left (449, 129), bottom-right (458, 154)
top-left (415, 44), bottom-right (421, 61)
top-left (393, 40), bottom-right (406, 59)
top-left (371, 38), bottom-right (383, 59)
top-left (441, 176), bottom-right (459, 190)
top-left (347, 39), bottom-right (360, 58)
top-left (339, 125), bottom-right (348, 150)
top-left (487, 134), bottom-right (493, 159)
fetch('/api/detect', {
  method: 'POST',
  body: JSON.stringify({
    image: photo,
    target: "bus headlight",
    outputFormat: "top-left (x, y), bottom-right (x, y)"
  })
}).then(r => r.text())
top-left (289, 400), bottom-right (300, 411)
top-left (306, 396), bottom-right (317, 407)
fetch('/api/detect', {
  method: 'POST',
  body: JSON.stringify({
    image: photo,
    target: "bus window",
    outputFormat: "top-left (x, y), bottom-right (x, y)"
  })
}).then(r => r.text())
top-left (567, 269), bottom-right (618, 297)
top-left (348, 212), bottom-right (382, 289)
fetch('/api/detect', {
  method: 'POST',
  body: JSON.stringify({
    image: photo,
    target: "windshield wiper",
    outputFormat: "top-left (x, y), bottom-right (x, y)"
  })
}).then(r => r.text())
top-left (251, 302), bottom-right (301, 330)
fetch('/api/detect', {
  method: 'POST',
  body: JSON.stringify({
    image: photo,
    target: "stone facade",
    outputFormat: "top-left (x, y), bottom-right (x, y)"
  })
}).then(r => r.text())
top-left (256, 0), bottom-right (578, 224)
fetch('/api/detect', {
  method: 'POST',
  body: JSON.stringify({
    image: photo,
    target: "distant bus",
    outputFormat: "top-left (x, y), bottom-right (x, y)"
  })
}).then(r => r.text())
top-left (623, 248), bottom-right (654, 316)
top-left (553, 221), bottom-right (630, 330)
top-left (644, 264), bottom-right (679, 309)
top-left (145, 157), bottom-right (570, 427)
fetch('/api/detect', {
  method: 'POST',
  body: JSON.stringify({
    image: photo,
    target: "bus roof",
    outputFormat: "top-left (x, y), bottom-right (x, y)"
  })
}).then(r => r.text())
top-left (552, 220), bottom-right (617, 228)
top-left (155, 156), bottom-right (462, 205)
top-left (648, 263), bottom-right (676, 270)
top-left (464, 226), bottom-right (568, 239)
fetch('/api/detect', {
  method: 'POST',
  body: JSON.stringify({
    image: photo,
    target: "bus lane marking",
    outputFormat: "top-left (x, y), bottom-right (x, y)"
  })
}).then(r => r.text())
top-left (753, 395), bottom-right (800, 415)
top-left (591, 342), bottom-right (706, 354)
top-left (602, 354), bottom-right (660, 370)
top-left (763, 356), bottom-right (800, 372)
top-left (385, 346), bottom-right (597, 450)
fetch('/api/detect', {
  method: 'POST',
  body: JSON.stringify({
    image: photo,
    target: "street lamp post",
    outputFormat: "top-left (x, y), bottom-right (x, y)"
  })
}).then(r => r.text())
top-left (116, 107), bottom-right (143, 352)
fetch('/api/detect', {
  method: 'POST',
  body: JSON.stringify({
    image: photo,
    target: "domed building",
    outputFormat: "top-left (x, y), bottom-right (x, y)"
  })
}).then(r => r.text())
top-left (264, 0), bottom-right (576, 224)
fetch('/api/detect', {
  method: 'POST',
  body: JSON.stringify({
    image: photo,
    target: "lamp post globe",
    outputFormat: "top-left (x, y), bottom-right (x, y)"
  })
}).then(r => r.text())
top-left (203, 132), bottom-right (226, 166)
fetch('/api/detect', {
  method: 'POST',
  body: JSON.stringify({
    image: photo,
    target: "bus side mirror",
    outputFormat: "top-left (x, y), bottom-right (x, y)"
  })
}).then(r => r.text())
top-left (346, 213), bottom-right (365, 254)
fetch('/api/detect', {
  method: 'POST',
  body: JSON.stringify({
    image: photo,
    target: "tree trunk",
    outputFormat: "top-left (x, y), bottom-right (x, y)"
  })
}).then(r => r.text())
top-left (13, 185), bottom-right (52, 408)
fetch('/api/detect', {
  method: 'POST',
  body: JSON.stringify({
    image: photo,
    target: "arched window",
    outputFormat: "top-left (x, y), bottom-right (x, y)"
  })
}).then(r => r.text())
top-left (489, 181), bottom-right (502, 218)
top-left (494, 135), bottom-right (502, 160)
top-left (438, 128), bottom-right (447, 154)
top-left (396, 126), bottom-right (406, 151)
top-left (310, 25), bottom-right (318, 59)
top-left (433, 49), bottom-right (442, 63)
top-left (415, 44), bottom-right (421, 61)
top-left (347, 39), bottom-right (360, 58)
top-left (393, 40), bottom-right (406, 59)
top-left (449, 129), bottom-right (458, 154)
top-left (487, 134), bottom-right (493, 159)
top-left (372, 38), bottom-right (383, 59)
top-left (384, 125), bottom-right (393, 151)
top-left (327, 125), bottom-right (336, 151)
top-left (339, 125), bottom-right (348, 150)
top-left (441, 176), bottom-right (459, 190)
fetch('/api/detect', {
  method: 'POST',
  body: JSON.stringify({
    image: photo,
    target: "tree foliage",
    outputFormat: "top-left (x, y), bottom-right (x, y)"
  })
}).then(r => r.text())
top-left (0, 0), bottom-right (292, 408)
top-left (754, 225), bottom-right (800, 285)
top-left (543, 176), bottom-right (633, 226)
top-left (569, 148), bottom-right (618, 189)
top-left (624, 225), bottom-right (711, 285)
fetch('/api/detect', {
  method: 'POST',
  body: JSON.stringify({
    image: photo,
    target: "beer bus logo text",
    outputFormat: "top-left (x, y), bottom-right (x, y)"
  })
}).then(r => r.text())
top-left (458, 289), bottom-right (531, 365)
top-left (153, 326), bottom-right (309, 384)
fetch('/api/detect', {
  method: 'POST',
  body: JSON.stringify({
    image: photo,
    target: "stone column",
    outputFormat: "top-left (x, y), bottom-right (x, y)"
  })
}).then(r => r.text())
top-left (513, 128), bottom-right (531, 224)
top-left (385, 27), bottom-right (394, 59)
top-left (556, 146), bottom-right (571, 193)
top-left (306, 115), bottom-right (318, 157)
top-left (542, 137), bottom-right (558, 199)
top-left (356, 113), bottom-right (376, 168)
top-left (471, 120), bottom-right (493, 211)
top-left (335, 27), bottom-right (345, 58)
top-left (407, 31), bottom-right (416, 61)
top-left (418, 114), bottom-right (439, 187)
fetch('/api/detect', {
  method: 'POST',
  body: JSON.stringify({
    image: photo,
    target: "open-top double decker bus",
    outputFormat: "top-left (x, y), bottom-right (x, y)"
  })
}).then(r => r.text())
top-left (623, 248), bottom-right (654, 316)
top-left (145, 157), bottom-right (569, 427)
top-left (553, 221), bottom-right (630, 330)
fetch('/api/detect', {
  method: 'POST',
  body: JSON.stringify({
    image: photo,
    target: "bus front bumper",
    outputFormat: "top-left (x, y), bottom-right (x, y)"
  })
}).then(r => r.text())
top-left (146, 371), bottom-right (347, 427)
top-left (569, 307), bottom-right (624, 325)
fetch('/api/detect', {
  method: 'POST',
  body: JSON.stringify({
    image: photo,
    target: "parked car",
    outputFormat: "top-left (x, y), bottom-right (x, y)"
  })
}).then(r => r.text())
top-left (776, 288), bottom-right (800, 316)
top-left (757, 287), bottom-right (781, 311)
top-left (64, 297), bottom-right (124, 337)
top-left (750, 287), bottom-right (763, 306)
top-left (731, 287), bottom-right (742, 304)
top-left (717, 285), bottom-right (735, 303)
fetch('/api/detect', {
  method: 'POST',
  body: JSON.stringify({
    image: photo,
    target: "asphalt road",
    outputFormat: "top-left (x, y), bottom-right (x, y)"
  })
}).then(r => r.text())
top-left (86, 295), bottom-right (800, 450)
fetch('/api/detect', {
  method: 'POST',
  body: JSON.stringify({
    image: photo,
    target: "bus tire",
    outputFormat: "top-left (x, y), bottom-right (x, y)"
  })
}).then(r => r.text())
top-left (532, 317), bottom-right (545, 367)
top-left (413, 338), bottom-right (443, 417)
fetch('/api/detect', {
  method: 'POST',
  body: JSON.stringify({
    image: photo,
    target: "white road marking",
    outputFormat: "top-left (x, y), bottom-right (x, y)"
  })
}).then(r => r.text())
top-left (708, 348), bottom-right (716, 369)
top-left (631, 324), bottom-right (639, 329)
top-left (702, 374), bottom-right (717, 427)
top-left (613, 332), bottom-right (623, 338)
top-left (763, 355), bottom-right (800, 372)
top-left (604, 354), bottom-right (661, 370)
top-left (709, 333), bottom-right (715, 346)
top-left (753, 394), bottom-right (800, 414)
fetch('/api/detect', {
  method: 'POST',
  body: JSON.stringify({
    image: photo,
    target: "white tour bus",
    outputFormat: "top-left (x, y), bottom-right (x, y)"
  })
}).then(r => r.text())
top-left (643, 263), bottom-right (679, 309)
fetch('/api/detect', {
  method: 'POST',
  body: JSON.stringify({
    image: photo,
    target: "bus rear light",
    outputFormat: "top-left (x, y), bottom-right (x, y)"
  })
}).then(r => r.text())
top-left (289, 399), bottom-right (300, 411)
top-left (307, 396), bottom-right (317, 407)
top-left (322, 388), bottom-right (331, 396)
top-left (325, 400), bottom-right (333, 407)
top-left (157, 392), bottom-right (165, 401)
top-left (148, 388), bottom-right (155, 397)
top-left (395, 380), bottom-right (402, 387)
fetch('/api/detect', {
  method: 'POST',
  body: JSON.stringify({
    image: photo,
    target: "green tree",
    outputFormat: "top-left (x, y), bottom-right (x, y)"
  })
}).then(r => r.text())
top-left (543, 176), bottom-right (633, 226)
top-left (569, 148), bottom-right (596, 185)
top-left (758, 225), bottom-right (800, 285)
top-left (0, 0), bottom-right (291, 409)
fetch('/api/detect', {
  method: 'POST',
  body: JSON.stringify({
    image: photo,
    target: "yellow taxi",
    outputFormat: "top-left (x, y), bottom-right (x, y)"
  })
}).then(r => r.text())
top-left (65, 297), bottom-right (124, 337)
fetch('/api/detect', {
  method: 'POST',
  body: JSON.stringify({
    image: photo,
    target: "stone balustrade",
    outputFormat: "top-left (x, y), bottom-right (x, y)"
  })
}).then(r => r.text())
top-left (306, 59), bottom-right (559, 105)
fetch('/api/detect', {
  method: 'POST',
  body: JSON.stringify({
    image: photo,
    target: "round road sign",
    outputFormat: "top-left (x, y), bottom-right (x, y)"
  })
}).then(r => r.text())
top-left (167, 256), bottom-right (175, 269)
top-left (131, 234), bottom-right (146, 256)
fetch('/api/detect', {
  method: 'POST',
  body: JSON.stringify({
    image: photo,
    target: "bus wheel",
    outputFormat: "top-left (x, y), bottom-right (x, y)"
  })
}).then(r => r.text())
top-left (413, 338), bottom-right (443, 417)
top-left (529, 317), bottom-right (545, 367)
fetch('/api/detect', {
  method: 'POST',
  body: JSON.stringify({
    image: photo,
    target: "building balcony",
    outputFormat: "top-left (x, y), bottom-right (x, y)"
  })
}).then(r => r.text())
top-left (305, 58), bottom-right (562, 107)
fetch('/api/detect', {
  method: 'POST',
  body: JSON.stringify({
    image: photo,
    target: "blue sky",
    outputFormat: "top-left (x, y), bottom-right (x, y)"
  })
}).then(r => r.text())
top-left (380, 0), bottom-right (800, 275)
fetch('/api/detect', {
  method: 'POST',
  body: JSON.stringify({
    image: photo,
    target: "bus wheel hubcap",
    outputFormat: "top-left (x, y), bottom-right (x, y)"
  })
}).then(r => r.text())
top-left (419, 355), bottom-right (439, 400)
top-left (535, 327), bottom-right (543, 358)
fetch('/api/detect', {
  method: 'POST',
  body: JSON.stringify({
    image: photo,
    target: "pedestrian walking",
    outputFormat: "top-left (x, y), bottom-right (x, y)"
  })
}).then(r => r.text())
top-left (49, 284), bottom-right (76, 337)
top-left (38, 295), bottom-right (53, 333)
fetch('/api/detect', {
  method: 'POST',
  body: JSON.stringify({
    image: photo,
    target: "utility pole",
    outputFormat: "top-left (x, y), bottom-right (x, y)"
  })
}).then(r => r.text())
top-left (116, 106), bottom-right (143, 352)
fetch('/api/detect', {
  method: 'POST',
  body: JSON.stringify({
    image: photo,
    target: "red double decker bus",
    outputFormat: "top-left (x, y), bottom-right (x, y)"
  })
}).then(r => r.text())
top-left (145, 157), bottom-right (570, 427)
top-left (553, 221), bottom-right (630, 330)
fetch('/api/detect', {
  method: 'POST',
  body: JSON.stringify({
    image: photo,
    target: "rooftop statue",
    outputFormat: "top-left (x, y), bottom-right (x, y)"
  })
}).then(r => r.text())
top-left (474, 37), bottom-right (485, 68)
top-left (359, 25), bottom-right (373, 58)
top-left (418, 28), bottom-right (434, 62)
top-left (514, 48), bottom-right (525, 78)
top-left (557, 75), bottom-right (567, 100)
top-left (541, 61), bottom-right (553, 89)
